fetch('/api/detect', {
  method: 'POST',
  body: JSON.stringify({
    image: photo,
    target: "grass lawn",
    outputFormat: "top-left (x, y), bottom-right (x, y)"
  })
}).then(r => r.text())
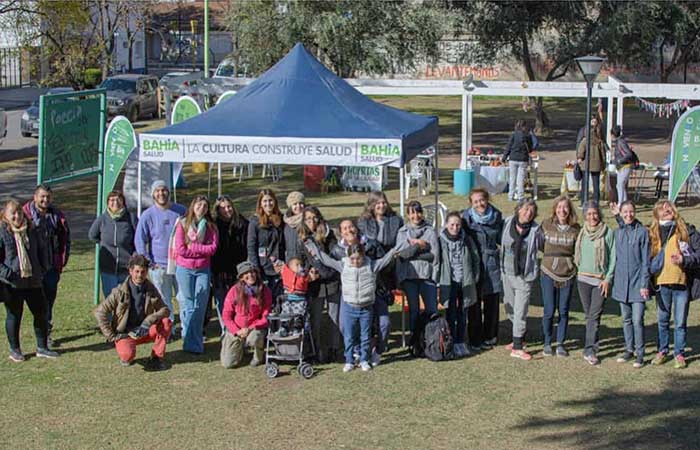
top-left (1, 97), bottom-right (700, 450)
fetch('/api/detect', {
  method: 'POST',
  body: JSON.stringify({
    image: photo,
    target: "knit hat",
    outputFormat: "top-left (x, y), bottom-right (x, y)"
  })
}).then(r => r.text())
top-left (286, 191), bottom-right (305, 209)
top-left (236, 261), bottom-right (256, 278)
top-left (151, 179), bottom-right (168, 197)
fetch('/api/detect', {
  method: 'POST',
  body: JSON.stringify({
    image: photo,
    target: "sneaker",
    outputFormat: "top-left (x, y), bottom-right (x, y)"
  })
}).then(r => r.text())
top-left (505, 341), bottom-right (526, 351)
top-left (651, 352), bottom-right (671, 366)
top-left (510, 349), bottom-right (532, 361)
top-left (633, 359), bottom-right (644, 369)
top-left (616, 352), bottom-right (634, 363)
top-left (342, 363), bottom-right (354, 373)
top-left (481, 337), bottom-right (497, 349)
top-left (119, 359), bottom-right (133, 367)
top-left (583, 354), bottom-right (600, 366)
top-left (249, 358), bottom-right (261, 367)
top-left (556, 345), bottom-right (569, 357)
top-left (370, 350), bottom-right (381, 367)
top-left (146, 356), bottom-right (167, 371)
top-left (542, 345), bottom-right (553, 357)
top-left (36, 348), bottom-right (60, 359)
top-left (359, 361), bottom-right (372, 372)
top-left (674, 355), bottom-right (687, 369)
top-left (8, 348), bottom-right (24, 362)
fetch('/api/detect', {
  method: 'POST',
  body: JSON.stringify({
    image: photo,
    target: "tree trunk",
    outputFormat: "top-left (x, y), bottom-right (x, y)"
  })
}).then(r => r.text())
top-left (519, 34), bottom-right (551, 135)
top-left (127, 28), bottom-right (133, 72)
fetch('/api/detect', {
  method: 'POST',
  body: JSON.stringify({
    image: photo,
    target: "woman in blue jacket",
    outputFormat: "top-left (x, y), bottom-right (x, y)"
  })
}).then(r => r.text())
top-left (610, 201), bottom-right (650, 368)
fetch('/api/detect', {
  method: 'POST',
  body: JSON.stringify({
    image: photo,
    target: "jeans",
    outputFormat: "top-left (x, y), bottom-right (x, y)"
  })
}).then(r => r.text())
top-left (619, 301), bottom-right (645, 356)
top-left (150, 266), bottom-right (179, 323)
top-left (502, 273), bottom-right (532, 346)
top-left (401, 279), bottom-right (438, 333)
top-left (3, 286), bottom-right (48, 350)
top-left (467, 293), bottom-right (500, 346)
top-left (100, 272), bottom-right (128, 299)
top-left (581, 171), bottom-right (601, 205)
top-left (616, 167), bottom-right (631, 203)
top-left (42, 268), bottom-right (60, 326)
top-left (373, 292), bottom-right (392, 354)
top-left (212, 285), bottom-right (229, 334)
top-left (175, 266), bottom-right (211, 353)
top-left (446, 282), bottom-right (466, 344)
top-left (508, 161), bottom-right (528, 200)
top-left (540, 274), bottom-right (573, 346)
top-left (656, 286), bottom-right (689, 357)
top-left (340, 300), bottom-right (373, 364)
top-left (577, 280), bottom-right (606, 356)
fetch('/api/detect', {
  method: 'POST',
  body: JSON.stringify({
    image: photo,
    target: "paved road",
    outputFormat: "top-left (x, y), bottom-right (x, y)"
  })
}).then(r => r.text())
top-left (0, 109), bottom-right (39, 161)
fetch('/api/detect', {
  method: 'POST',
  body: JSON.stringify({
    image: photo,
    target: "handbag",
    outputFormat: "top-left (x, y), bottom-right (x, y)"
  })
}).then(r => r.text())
top-left (573, 163), bottom-right (583, 181)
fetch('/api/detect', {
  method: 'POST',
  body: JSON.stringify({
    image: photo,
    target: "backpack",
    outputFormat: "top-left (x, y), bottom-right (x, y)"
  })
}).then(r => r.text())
top-left (421, 313), bottom-right (454, 361)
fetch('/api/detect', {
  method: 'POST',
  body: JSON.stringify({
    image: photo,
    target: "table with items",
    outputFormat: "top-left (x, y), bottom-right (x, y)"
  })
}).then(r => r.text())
top-left (466, 149), bottom-right (540, 200)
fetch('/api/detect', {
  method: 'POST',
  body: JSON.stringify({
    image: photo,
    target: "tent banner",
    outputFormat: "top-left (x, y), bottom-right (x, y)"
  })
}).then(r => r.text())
top-left (172, 95), bottom-right (202, 124)
top-left (138, 134), bottom-right (405, 167)
top-left (669, 106), bottom-right (700, 202)
top-left (102, 116), bottom-right (136, 208)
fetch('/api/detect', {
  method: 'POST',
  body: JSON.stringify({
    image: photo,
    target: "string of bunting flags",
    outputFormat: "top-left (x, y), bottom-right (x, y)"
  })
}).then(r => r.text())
top-left (635, 97), bottom-right (690, 118)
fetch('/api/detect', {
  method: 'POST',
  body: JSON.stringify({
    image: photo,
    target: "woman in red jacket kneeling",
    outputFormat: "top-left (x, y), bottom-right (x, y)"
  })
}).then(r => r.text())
top-left (220, 261), bottom-right (272, 368)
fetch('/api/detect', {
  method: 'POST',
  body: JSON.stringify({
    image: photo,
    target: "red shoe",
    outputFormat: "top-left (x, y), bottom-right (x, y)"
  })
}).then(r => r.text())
top-left (510, 349), bottom-right (532, 361)
top-left (505, 341), bottom-right (526, 351)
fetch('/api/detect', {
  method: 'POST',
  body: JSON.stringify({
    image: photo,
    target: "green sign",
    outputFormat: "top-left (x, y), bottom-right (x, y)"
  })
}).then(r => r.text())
top-left (102, 116), bottom-right (136, 209)
top-left (216, 90), bottom-right (237, 105)
top-left (172, 95), bottom-right (201, 124)
top-left (669, 106), bottom-right (700, 201)
top-left (38, 89), bottom-right (106, 183)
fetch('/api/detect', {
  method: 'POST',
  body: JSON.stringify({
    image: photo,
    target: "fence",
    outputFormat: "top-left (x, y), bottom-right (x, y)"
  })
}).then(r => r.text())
top-left (0, 48), bottom-right (24, 88)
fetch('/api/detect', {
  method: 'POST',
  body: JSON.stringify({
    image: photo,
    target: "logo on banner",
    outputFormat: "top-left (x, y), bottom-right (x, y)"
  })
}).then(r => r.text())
top-left (669, 106), bottom-right (700, 201)
top-left (359, 143), bottom-right (400, 163)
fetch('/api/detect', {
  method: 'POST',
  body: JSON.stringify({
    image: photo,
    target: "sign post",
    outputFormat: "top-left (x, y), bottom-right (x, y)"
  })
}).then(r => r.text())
top-left (669, 106), bottom-right (700, 202)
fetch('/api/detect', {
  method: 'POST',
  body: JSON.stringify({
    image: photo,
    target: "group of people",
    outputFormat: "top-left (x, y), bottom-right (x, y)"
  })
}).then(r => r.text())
top-left (2, 178), bottom-right (697, 372)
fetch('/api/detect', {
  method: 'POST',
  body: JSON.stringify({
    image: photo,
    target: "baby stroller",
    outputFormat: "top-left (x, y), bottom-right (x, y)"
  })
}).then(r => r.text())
top-left (264, 295), bottom-right (315, 379)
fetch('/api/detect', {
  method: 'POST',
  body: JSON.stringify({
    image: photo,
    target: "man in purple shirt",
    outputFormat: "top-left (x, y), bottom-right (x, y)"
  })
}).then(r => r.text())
top-left (135, 180), bottom-right (186, 326)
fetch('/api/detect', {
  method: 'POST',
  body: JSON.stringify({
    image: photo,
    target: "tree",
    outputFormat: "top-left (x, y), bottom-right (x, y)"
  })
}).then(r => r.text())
top-left (225, 0), bottom-right (458, 78)
top-left (457, 0), bottom-right (607, 132)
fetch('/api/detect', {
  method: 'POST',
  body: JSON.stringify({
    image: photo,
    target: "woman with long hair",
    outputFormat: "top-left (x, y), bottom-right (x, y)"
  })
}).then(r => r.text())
top-left (610, 201), bottom-right (650, 368)
top-left (0, 199), bottom-right (58, 361)
top-left (357, 191), bottom-right (403, 364)
top-left (648, 200), bottom-right (697, 369)
top-left (297, 206), bottom-right (341, 362)
top-left (537, 195), bottom-right (580, 357)
top-left (500, 198), bottom-right (540, 361)
top-left (462, 188), bottom-right (504, 350)
top-left (174, 195), bottom-right (218, 354)
top-left (220, 261), bottom-right (272, 368)
top-left (577, 118), bottom-right (607, 205)
top-left (247, 189), bottom-right (285, 297)
top-left (211, 195), bottom-right (248, 329)
top-left (574, 202), bottom-right (615, 365)
top-left (88, 190), bottom-right (137, 297)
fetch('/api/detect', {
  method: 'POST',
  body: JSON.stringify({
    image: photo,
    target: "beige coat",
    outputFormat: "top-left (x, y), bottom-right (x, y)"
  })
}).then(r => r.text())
top-left (577, 135), bottom-right (607, 173)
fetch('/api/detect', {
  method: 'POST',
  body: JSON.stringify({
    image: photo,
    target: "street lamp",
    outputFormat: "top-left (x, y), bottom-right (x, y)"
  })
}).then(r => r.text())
top-left (575, 55), bottom-right (606, 206)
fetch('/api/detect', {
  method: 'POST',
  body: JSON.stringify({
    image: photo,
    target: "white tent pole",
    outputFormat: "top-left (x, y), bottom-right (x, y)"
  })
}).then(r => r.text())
top-left (460, 94), bottom-right (467, 170)
top-left (399, 165), bottom-right (405, 218)
top-left (137, 160), bottom-right (142, 218)
top-left (434, 144), bottom-right (439, 228)
top-left (606, 96), bottom-right (614, 150)
top-left (217, 162), bottom-right (222, 197)
top-left (466, 95), bottom-right (473, 170)
top-left (616, 96), bottom-right (624, 129)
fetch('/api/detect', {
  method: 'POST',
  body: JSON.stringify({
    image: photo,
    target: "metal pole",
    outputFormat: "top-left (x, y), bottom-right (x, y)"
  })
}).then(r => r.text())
top-left (583, 79), bottom-right (593, 206)
top-left (204, 0), bottom-right (209, 77)
top-left (93, 91), bottom-right (107, 305)
top-left (460, 94), bottom-right (467, 170)
top-left (37, 94), bottom-right (45, 184)
top-left (399, 166), bottom-right (405, 218)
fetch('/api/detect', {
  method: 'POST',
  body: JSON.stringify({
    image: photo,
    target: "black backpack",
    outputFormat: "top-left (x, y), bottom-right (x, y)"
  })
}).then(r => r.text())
top-left (412, 313), bottom-right (454, 361)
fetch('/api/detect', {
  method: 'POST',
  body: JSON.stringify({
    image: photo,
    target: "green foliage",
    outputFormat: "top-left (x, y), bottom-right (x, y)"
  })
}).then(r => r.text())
top-left (84, 68), bottom-right (103, 89)
top-left (226, 0), bottom-right (459, 77)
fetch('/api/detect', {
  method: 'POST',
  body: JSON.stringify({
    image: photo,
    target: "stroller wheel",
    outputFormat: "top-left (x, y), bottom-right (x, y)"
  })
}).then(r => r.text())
top-left (265, 362), bottom-right (279, 379)
top-left (298, 362), bottom-right (314, 379)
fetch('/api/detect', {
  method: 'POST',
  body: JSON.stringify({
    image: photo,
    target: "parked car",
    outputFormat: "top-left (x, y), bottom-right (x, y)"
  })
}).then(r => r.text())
top-left (21, 87), bottom-right (74, 138)
top-left (0, 108), bottom-right (7, 144)
top-left (100, 74), bottom-right (159, 122)
top-left (214, 58), bottom-right (249, 79)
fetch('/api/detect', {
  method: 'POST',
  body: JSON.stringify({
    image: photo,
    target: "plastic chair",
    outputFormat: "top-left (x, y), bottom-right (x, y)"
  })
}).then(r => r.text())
top-left (232, 164), bottom-right (253, 182)
top-left (404, 159), bottom-right (430, 199)
top-left (423, 201), bottom-right (448, 229)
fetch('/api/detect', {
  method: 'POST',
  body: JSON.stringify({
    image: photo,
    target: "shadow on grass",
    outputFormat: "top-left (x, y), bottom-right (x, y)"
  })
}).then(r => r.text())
top-left (518, 375), bottom-right (700, 450)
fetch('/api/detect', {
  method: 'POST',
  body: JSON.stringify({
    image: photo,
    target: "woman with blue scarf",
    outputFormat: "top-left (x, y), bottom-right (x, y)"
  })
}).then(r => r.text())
top-left (462, 188), bottom-right (504, 351)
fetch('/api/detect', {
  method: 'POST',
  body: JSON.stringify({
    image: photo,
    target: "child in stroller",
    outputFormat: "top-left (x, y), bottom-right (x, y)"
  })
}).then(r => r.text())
top-left (278, 257), bottom-right (311, 336)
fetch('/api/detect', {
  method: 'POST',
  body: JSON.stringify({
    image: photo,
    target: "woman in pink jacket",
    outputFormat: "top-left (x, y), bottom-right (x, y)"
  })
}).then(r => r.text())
top-left (220, 261), bottom-right (272, 368)
top-left (175, 195), bottom-right (218, 354)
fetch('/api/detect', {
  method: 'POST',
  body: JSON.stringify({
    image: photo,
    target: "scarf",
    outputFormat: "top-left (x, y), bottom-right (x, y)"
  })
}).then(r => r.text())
top-left (284, 212), bottom-right (303, 230)
top-left (187, 217), bottom-right (207, 244)
top-left (10, 222), bottom-right (32, 278)
top-left (468, 205), bottom-right (496, 225)
top-left (574, 222), bottom-right (608, 271)
top-left (107, 208), bottom-right (125, 220)
top-left (510, 218), bottom-right (532, 276)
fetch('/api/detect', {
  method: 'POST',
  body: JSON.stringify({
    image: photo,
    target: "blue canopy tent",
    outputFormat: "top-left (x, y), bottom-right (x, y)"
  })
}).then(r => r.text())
top-left (138, 43), bottom-right (439, 213)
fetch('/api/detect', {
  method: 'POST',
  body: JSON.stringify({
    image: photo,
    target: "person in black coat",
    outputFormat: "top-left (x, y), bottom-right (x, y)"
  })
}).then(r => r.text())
top-left (247, 189), bottom-right (285, 298)
top-left (88, 191), bottom-right (137, 298)
top-left (283, 191), bottom-right (306, 261)
top-left (502, 120), bottom-right (533, 202)
top-left (211, 195), bottom-right (249, 328)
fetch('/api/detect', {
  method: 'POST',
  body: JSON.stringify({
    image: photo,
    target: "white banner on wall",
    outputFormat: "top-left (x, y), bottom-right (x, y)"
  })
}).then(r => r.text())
top-left (139, 134), bottom-right (405, 167)
top-left (341, 166), bottom-right (387, 191)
